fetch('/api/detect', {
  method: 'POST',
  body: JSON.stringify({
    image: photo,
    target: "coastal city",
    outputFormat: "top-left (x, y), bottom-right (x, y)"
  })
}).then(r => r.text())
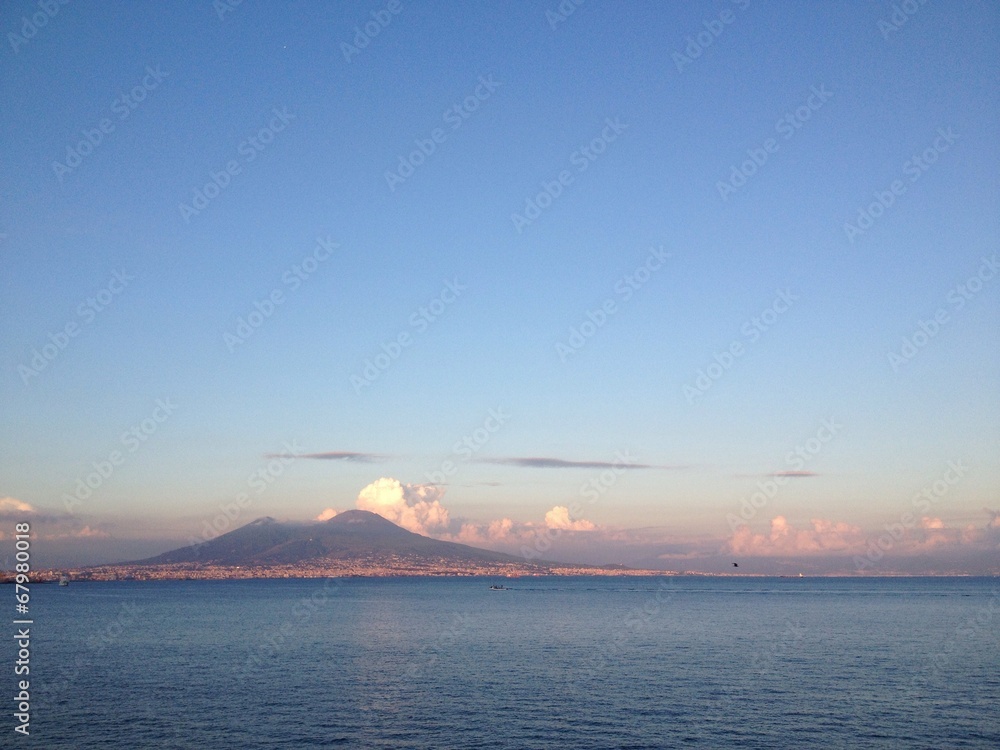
top-left (11, 557), bottom-right (667, 583)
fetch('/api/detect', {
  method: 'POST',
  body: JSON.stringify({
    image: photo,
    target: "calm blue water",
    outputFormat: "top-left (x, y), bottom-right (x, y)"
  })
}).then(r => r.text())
top-left (6, 576), bottom-right (999, 748)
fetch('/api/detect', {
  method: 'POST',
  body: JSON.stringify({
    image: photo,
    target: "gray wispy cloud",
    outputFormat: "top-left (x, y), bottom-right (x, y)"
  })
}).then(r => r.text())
top-left (262, 451), bottom-right (683, 471)
top-left (265, 451), bottom-right (388, 463)
top-left (734, 470), bottom-right (821, 479)
top-left (476, 457), bottom-right (679, 470)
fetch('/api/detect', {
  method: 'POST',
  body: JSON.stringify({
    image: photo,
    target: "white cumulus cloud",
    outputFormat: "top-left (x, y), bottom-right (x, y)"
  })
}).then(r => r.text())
top-left (451, 517), bottom-right (520, 545)
top-left (316, 508), bottom-right (339, 521)
top-left (356, 477), bottom-right (449, 535)
top-left (0, 497), bottom-right (36, 515)
top-left (544, 505), bottom-right (596, 531)
top-left (729, 515), bottom-right (863, 555)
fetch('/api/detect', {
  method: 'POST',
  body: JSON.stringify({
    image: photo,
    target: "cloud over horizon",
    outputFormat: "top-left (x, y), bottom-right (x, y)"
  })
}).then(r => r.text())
top-left (727, 511), bottom-right (1000, 561)
top-left (315, 478), bottom-right (604, 553)
top-left (729, 515), bottom-right (864, 555)
top-left (544, 506), bottom-right (597, 531)
top-left (0, 496), bottom-right (37, 520)
top-left (354, 477), bottom-right (450, 535)
top-left (443, 506), bottom-right (600, 550)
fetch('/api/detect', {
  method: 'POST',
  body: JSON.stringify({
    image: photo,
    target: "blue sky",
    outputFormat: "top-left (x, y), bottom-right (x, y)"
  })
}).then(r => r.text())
top-left (1, 0), bottom-right (997, 572)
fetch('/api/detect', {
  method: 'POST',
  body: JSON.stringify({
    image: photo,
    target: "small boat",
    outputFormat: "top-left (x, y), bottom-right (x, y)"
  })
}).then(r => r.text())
top-left (489, 584), bottom-right (508, 591)
top-left (58, 575), bottom-right (69, 586)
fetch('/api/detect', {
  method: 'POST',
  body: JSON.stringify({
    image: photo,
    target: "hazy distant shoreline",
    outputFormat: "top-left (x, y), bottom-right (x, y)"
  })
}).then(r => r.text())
top-left (6, 570), bottom-right (993, 583)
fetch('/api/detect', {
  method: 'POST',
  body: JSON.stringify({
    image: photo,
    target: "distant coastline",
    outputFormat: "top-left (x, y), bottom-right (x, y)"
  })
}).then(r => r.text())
top-left (7, 563), bottom-right (668, 583)
top-left (4, 568), bottom-right (993, 583)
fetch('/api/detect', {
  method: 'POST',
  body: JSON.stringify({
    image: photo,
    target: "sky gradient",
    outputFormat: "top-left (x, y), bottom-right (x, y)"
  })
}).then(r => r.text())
top-left (1, 0), bottom-right (998, 573)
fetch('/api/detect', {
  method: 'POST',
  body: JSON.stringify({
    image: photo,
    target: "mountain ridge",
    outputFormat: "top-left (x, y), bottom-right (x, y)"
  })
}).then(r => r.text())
top-left (137, 509), bottom-right (533, 568)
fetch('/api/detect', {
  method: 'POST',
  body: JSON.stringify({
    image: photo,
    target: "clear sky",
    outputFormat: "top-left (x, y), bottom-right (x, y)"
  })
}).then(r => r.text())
top-left (1, 0), bottom-right (998, 573)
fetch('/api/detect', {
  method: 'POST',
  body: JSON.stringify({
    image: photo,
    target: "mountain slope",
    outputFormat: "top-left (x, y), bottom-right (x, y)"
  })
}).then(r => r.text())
top-left (138, 510), bottom-right (527, 566)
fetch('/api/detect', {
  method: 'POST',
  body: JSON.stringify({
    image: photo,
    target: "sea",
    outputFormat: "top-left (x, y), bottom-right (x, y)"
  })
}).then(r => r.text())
top-left (8, 576), bottom-right (999, 749)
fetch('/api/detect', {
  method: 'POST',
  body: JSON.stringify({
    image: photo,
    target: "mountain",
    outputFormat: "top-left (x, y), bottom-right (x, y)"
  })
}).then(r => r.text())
top-left (137, 510), bottom-right (531, 568)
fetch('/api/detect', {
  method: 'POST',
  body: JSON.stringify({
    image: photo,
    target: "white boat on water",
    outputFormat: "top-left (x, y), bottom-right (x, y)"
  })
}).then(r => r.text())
top-left (58, 575), bottom-right (69, 586)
